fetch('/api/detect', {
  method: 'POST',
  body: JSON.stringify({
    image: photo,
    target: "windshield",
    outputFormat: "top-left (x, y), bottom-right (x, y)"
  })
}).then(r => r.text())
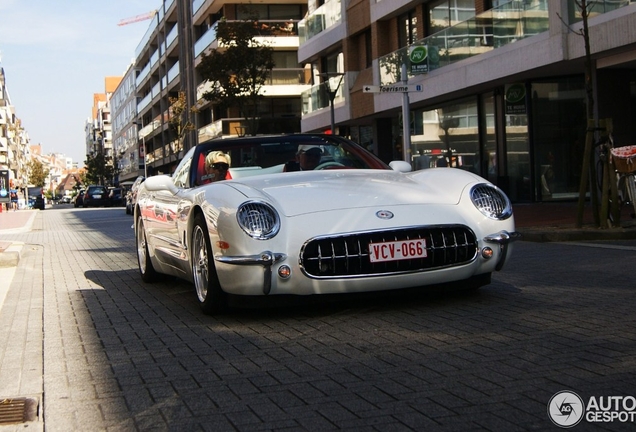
top-left (192, 135), bottom-right (388, 185)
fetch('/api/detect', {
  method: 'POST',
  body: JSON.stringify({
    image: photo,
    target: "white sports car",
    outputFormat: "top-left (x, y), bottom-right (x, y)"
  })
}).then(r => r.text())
top-left (135, 134), bottom-right (519, 314)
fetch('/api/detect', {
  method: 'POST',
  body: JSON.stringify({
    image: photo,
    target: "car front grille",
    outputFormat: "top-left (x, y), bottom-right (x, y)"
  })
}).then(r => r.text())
top-left (300, 225), bottom-right (478, 278)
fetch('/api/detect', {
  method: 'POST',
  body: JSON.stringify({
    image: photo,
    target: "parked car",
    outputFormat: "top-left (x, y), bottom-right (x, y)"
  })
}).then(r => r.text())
top-left (72, 190), bottom-right (85, 208)
top-left (135, 134), bottom-right (519, 315)
top-left (125, 176), bottom-right (145, 215)
top-left (60, 195), bottom-right (72, 204)
top-left (107, 187), bottom-right (124, 207)
top-left (83, 185), bottom-right (109, 207)
top-left (27, 186), bottom-right (45, 210)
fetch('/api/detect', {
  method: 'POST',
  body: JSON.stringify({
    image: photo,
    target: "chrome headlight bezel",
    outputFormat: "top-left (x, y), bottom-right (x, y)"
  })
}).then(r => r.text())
top-left (236, 201), bottom-right (281, 240)
top-left (470, 184), bottom-right (513, 220)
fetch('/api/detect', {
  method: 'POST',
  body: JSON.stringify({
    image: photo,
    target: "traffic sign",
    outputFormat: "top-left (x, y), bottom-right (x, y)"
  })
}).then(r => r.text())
top-left (363, 84), bottom-right (422, 93)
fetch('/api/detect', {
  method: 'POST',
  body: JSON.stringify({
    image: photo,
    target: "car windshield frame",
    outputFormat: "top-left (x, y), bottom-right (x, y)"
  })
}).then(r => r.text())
top-left (185, 134), bottom-right (389, 188)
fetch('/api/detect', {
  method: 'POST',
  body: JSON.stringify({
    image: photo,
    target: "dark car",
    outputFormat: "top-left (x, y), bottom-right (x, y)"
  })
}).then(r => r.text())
top-left (27, 186), bottom-right (45, 210)
top-left (107, 187), bottom-right (124, 207)
top-left (83, 185), bottom-right (109, 207)
top-left (73, 190), bottom-right (85, 208)
top-left (125, 176), bottom-right (145, 215)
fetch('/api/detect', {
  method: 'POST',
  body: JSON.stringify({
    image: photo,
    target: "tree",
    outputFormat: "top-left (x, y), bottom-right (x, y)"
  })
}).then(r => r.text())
top-left (557, 0), bottom-right (612, 227)
top-left (168, 91), bottom-right (197, 150)
top-left (27, 158), bottom-right (49, 187)
top-left (196, 13), bottom-right (275, 136)
top-left (84, 153), bottom-right (114, 186)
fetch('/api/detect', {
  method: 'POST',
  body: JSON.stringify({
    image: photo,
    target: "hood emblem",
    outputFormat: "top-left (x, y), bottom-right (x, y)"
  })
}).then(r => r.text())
top-left (376, 210), bottom-right (394, 220)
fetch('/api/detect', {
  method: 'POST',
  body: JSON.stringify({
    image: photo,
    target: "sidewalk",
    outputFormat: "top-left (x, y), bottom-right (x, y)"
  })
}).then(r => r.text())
top-left (513, 201), bottom-right (636, 241)
top-left (0, 210), bottom-right (37, 268)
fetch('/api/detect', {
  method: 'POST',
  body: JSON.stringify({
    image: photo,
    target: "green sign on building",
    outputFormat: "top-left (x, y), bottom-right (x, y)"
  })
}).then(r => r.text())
top-left (409, 45), bottom-right (429, 75)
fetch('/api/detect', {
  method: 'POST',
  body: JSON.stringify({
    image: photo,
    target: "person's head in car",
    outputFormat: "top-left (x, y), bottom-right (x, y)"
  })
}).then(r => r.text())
top-left (205, 151), bottom-right (231, 182)
top-left (296, 145), bottom-right (323, 170)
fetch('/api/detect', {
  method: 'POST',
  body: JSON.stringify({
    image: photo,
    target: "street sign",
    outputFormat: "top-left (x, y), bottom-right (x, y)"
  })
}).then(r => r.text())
top-left (363, 84), bottom-right (422, 93)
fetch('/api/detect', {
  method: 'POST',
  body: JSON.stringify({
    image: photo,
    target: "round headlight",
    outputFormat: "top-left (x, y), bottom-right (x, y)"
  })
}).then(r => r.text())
top-left (236, 201), bottom-right (280, 240)
top-left (470, 184), bottom-right (512, 220)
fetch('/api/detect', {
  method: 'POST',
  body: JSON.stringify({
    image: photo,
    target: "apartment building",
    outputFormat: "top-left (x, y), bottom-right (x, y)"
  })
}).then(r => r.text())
top-left (124, 0), bottom-right (309, 180)
top-left (86, 77), bottom-right (122, 186)
top-left (0, 65), bottom-right (30, 192)
top-left (298, 0), bottom-right (636, 203)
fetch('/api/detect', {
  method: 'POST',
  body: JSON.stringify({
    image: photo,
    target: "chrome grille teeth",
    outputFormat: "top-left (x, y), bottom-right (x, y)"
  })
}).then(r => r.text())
top-left (300, 225), bottom-right (478, 278)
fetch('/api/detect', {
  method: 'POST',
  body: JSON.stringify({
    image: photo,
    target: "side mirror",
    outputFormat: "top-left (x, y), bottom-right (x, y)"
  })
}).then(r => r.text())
top-left (389, 160), bottom-right (412, 173)
top-left (143, 175), bottom-right (179, 194)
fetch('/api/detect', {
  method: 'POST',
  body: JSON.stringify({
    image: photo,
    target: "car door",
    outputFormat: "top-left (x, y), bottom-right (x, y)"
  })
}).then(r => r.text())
top-left (143, 147), bottom-right (195, 275)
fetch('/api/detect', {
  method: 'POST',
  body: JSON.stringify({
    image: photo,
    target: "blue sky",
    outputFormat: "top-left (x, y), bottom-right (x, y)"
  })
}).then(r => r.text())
top-left (0, 0), bottom-right (158, 167)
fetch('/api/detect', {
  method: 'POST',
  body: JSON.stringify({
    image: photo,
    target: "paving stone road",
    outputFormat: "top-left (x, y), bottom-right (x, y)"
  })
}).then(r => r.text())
top-left (1, 207), bottom-right (635, 431)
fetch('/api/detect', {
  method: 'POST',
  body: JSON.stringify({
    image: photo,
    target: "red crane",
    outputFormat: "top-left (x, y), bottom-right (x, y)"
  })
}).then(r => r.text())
top-left (117, 10), bottom-right (157, 26)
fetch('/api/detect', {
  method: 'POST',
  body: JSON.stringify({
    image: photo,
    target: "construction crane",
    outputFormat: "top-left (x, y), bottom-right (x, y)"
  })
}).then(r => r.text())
top-left (117, 10), bottom-right (157, 26)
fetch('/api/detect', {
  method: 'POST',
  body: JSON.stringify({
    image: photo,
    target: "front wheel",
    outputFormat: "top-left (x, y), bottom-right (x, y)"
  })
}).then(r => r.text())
top-left (136, 216), bottom-right (158, 282)
top-left (192, 214), bottom-right (227, 315)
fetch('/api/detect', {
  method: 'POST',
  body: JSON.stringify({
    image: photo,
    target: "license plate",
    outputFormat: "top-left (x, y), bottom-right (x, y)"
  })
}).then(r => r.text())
top-left (93, 194), bottom-right (102, 199)
top-left (369, 239), bottom-right (427, 263)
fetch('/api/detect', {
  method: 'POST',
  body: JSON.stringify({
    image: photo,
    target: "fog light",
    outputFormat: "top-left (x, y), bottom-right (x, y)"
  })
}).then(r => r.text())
top-left (481, 247), bottom-right (494, 259)
top-left (278, 265), bottom-right (291, 279)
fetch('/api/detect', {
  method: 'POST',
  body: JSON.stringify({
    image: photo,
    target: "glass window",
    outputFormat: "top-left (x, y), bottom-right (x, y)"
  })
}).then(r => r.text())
top-left (531, 77), bottom-right (586, 201)
top-left (411, 97), bottom-right (480, 171)
top-left (428, 0), bottom-right (476, 34)
top-left (398, 10), bottom-right (418, 47)
top-left (272, 52), bottom-right (298, 68)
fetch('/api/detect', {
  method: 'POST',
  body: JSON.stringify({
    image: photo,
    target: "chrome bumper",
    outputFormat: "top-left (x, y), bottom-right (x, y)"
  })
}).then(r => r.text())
top-left (484, 231), bottom-right (521, 271)
top-left (215, 251), bottom-right (287, 295)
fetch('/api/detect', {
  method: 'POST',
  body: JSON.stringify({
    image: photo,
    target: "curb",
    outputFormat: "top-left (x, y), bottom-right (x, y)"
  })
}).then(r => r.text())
top-left (518, 226), bottom-right (636, 242)
top-left (0, 242), bottom-right (24, 268)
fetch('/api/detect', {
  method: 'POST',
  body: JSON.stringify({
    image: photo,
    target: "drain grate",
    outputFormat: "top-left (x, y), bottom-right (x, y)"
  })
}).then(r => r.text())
top-left (0, 397), bottom-right (38, 424)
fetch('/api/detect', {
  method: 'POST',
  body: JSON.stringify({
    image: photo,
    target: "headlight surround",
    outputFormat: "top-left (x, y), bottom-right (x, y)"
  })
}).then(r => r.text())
top-left (470, 184), bottom-right (513, 220)
top-left (236, 201), bottom-right (280, 240)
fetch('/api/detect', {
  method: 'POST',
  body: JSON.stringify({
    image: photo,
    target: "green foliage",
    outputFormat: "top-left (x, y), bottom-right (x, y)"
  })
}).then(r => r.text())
top-left (169, 91), bottom-right (197, 144)
top-left (27, 159), bottom-right (49, 187)
top-left (84, 153), bottom-right (114, 186)
top-left (196, 14), bottom-right (275, 136)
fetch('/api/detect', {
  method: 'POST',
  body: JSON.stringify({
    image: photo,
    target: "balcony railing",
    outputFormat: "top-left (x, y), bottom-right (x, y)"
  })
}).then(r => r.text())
top-left (300, 73), bottom-right (348, 116)
top-left (298, 0), bottom-right (341, 44)
top-left (195, 20), bottom-right (300, 58)
top-left (198, 117), bottom-right (301, 141)
top-left (379, 0), bottom-right (549, 85)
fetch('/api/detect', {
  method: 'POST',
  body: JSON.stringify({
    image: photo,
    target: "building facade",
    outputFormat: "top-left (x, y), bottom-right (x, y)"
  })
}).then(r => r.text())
top-left (297, 0), bottom-right (636, 203)
top-left (119, 0), bottom-right (310, 179)
top-left (0, 66), bottom-right (30, 194)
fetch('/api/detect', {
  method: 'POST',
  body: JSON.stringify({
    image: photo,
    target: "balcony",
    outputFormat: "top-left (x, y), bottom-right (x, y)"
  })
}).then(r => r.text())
top-left (298, 0), bottom-right (341, 44)
top-left (195, 20), bottom-right (300, 58)
top-left (379, 0), bottom-right (549, 85)
top-left (301, 73), bottom-right (348, 116)
top-left (198, 117), bottom-right (301, 141)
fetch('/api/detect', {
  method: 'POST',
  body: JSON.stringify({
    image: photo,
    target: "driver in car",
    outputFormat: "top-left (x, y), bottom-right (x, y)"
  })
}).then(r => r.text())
top-left (285, 144), bottom-right (323, 171)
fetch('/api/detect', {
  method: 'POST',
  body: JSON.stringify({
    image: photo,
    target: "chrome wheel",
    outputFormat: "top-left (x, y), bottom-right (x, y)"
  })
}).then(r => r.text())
top-left (192, 224), bottom-right (209, 303)
top-left (136, 216), bottom-right (157, 282)
top-left (192, 214), bottom-right (226, 315)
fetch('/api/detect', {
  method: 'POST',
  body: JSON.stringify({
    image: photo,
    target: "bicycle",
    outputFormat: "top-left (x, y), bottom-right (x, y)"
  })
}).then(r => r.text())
top-left (610, 144), bottom-right (636, 219)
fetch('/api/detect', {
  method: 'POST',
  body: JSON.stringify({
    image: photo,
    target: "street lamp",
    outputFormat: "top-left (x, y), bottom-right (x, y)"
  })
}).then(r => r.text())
top-left (319, 72), bottom-right (345, 135)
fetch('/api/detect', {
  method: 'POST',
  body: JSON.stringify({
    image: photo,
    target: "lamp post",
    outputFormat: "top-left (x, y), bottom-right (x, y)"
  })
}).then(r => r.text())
top-left (319, 72), bottom-right (345, 135)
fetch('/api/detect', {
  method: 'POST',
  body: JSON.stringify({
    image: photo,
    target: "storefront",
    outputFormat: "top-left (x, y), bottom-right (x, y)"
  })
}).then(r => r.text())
top-left (361, 75), bottom-right (590, 204)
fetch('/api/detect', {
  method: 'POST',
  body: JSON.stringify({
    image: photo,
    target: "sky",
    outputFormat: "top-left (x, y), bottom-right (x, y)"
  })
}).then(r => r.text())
top-left (0, 0), bottom-right (159, 167)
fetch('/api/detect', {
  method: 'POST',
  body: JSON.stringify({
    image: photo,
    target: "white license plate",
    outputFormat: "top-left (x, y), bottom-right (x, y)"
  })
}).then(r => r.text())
top-left (93, 194), bottom-right (102, 199)
top-left (369, 239), bottom-right (427, 263)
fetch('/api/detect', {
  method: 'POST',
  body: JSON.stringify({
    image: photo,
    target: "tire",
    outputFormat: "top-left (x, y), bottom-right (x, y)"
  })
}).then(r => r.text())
top-left (192, 213), bottom-right (227, 315)
top-left (136, 216), bottom-right (158, 282)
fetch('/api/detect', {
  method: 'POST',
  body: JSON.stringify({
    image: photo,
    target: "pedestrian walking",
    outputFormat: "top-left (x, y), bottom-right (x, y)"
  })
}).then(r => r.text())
top-left (10, 190), bottom-right (18, 211)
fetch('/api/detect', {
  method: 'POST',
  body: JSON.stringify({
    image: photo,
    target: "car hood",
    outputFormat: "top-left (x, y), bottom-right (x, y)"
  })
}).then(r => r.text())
top-left (224, 169), bottom-right (484, 217)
